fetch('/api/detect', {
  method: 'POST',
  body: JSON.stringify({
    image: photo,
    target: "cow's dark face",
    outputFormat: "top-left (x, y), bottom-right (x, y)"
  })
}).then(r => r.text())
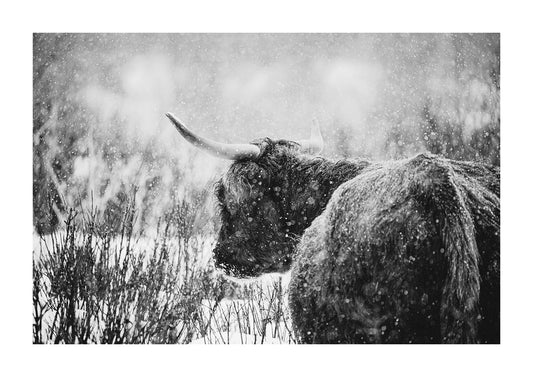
top-left (164, 113), bottom-right (324, 278)
top-left (213, 140), bottom-right (299, 277)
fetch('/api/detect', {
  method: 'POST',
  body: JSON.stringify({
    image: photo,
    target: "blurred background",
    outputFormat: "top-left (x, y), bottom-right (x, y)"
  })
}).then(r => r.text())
top-left (33, 33), bottom-right (500, 234)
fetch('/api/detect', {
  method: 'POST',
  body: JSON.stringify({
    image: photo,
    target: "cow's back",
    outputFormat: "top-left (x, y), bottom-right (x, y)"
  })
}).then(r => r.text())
top-left (288, 153), bottom-right (499, 343)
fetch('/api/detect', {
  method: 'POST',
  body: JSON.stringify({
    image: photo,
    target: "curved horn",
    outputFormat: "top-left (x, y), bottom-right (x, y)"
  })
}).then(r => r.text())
top-left (297, 119), bottom-right (324, 155)
top-left (165, 112), bottom-right (260, 161)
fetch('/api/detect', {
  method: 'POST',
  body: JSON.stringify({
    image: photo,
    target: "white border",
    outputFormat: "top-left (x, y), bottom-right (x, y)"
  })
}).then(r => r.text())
top-left (2, 1), bottom-right (532, 376)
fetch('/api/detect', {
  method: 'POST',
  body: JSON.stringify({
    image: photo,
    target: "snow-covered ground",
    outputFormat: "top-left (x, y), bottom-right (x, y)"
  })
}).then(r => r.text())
top-left (33, 231), bottom-right (295, 344)
top-left (190, 273), bottom-right (294, 344)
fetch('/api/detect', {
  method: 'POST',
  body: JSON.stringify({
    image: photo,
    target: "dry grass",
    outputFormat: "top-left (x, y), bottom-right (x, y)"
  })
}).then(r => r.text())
top-left (33, 196), bottom-right (294, 344)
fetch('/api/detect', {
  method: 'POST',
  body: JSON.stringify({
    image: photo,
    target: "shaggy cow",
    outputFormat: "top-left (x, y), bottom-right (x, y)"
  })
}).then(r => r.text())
top-left (165, 113), bottom-right (500, 344)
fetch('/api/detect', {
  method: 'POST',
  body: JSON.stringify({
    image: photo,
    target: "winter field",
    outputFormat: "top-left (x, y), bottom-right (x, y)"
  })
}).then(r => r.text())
top-left (33, 34), bottom-right (499, 344)
top-left (33, 206), bottom-right (294, 344)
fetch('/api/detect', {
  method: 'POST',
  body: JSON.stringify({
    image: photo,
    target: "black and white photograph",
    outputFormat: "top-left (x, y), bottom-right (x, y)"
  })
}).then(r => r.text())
top-left (32, 33), bottom-right (500, 345)
top-left (3, 1), bottom-right (533, 375)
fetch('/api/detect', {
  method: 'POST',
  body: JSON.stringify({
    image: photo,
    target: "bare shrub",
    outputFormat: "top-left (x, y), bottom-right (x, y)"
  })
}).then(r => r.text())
top-left (33, 193), bottom-right (293, 344)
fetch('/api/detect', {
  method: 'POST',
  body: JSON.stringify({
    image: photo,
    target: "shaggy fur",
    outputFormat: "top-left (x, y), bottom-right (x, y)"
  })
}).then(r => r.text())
top-left (212, 138), bottom-right (500, 343)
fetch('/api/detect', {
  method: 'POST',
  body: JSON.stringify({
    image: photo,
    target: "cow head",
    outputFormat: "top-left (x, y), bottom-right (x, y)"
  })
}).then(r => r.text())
top-left (165, 113), bottom-right (323, 277)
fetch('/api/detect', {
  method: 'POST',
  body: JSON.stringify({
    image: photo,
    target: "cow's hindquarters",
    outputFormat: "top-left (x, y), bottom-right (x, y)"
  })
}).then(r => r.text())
top-left (288, 155), bottom-right (492, 344)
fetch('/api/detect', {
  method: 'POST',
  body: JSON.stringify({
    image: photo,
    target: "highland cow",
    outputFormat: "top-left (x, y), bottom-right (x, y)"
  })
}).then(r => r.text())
top-left (165, 112), bottom-right (500, 344)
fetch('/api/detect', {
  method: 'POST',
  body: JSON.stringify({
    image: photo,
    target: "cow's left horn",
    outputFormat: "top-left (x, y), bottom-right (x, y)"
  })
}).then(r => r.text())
top-left (297, 119), bottom-right (324, 155)
top-left (165, 112), bottom-right (261, 160)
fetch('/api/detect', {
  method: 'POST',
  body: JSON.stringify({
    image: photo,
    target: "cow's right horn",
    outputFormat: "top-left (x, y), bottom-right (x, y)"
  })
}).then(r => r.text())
top-left (297, 119), bottom-right (324, 155)
top-left (165, 112), bottom-right (261, 161)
